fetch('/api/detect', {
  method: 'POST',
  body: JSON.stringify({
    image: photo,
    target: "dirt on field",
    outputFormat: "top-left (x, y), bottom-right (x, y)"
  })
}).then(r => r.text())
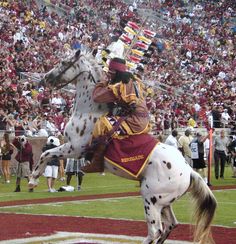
top-left (0, 188), bottom-right (235, 244)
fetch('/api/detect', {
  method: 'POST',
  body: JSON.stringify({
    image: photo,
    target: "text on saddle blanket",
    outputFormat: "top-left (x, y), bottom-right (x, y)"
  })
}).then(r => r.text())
top-left (104, 134), bottom-right (158, 178)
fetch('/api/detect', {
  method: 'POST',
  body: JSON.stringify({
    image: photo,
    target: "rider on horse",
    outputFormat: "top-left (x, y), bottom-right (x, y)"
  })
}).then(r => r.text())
top-left (83, 57), bottom-right (151, 172)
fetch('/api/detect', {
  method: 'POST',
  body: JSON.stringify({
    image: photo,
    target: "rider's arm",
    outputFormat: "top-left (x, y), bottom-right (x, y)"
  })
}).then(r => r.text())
top-left (92, 80), bottom-right (117, 103)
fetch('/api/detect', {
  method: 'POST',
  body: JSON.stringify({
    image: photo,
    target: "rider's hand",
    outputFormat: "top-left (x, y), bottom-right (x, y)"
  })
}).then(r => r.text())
top-left (100, 79), bottom-right (109, 86)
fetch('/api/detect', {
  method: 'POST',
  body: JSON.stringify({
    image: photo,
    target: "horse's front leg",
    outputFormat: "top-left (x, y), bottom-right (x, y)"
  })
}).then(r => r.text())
top-left (29, 142), bottom-right (75, 188)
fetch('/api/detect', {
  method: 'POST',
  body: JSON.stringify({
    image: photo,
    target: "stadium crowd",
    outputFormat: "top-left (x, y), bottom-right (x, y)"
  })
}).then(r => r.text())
top-left (0, 0), bottom-right (235, 138)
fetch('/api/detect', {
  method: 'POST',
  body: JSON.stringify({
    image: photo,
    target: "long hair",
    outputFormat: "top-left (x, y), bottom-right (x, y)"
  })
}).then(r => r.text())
top-left (111, 71), bottom-right (134, 84)
top-left (109, 57), bottom-right (134, 84)
top-left (3, 132), bottom-right (11, 152)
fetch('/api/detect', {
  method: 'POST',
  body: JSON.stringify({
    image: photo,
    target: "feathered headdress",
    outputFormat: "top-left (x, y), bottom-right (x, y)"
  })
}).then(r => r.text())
top-left (100, 17), bottom-right (156, 73)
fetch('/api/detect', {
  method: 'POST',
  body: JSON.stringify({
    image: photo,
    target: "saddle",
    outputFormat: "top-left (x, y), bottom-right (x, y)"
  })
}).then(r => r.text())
top-left (82, 115), bottom-right (127, 173)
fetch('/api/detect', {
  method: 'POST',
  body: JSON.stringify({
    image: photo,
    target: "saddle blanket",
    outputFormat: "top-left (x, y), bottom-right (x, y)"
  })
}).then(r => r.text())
top-left (104, 134), bottom-right (158, 178)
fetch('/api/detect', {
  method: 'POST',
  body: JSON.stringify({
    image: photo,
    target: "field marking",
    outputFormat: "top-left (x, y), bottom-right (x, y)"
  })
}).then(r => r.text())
top-left (0, 231), bottom-right (193, 244)
top-left (0, 210), bottom-right (234, 229)
top-left (0, 183), bottom-right (136, 198)
top-left (1, 193), bottom-right (236, 209)
top-left (0, 195), bottom-right (236, 228)
top-left (0, 184), bottom-right (234, 199)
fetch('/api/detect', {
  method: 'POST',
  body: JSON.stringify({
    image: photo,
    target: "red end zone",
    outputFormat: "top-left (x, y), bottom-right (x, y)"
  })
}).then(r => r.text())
top-left (0, 213), bottom-right (235, 244)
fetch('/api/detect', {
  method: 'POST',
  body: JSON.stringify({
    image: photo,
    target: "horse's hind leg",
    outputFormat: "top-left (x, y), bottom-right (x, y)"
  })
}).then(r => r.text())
top-left (156, 205), bottom-right (178, 244)
top-left (142, 202), bottom-right (163, 244)
top-left (141, 186), bottom-right (164, 244)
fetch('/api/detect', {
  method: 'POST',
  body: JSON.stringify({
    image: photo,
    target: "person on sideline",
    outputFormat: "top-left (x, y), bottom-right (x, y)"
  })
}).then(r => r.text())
top-left (65, 158), bottom-right (85, 191)
top-left (178, 128), bottom-right (194, 166)
top-left (43, 136), bottom-right (60, 192)
top-left (57, 134), bottom-right (65, 182)
top-left (164, 129), bottom-right (178, 148)
top-left (0, 132), bottom-right (14, 183)
top-left (190, 132), bottom-right (209, 183)
top-left (12, 135), bottom-right (33, 192)
top-left (227, 136), bottom-right (236, 178)
top-left (214, 130), bottom-right (229, 179)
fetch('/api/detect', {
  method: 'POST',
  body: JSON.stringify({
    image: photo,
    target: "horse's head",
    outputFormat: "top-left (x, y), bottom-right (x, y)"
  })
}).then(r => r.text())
top-left (44, 50), bottom-right (103, 89)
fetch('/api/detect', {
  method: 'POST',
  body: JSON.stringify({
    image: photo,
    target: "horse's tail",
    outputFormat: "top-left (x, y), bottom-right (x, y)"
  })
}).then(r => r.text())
top-left (189, 170), bottom-right (217, 244)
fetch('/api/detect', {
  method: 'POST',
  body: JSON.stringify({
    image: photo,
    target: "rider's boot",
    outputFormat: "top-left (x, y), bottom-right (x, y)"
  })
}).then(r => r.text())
top-left (82, 143), bottom-right (106, 173)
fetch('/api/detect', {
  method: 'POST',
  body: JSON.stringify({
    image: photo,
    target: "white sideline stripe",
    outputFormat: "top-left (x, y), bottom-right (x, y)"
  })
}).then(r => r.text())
top-left (0, 197), bottom-right (235, 229)
top-left (0, 231), bottom-right (193, 244)
top-left (0, 184), bottom-right (136, 198)
top-left (0, 185), bottom-right (234, 198)
top-left (213, 189), bottom-right (236, 192)
top-left (0, 196), bottom-right (141, 208)
top-left (1, 194), bottom-right (236, 210)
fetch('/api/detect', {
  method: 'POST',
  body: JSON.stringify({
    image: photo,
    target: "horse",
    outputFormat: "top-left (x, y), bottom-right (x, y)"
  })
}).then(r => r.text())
top-left (29, 49), bottom-right (217, 244)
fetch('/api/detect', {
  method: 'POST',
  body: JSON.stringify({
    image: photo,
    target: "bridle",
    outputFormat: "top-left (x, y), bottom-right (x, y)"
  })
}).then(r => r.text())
top-left (46, 53), bottom-right (97, 90)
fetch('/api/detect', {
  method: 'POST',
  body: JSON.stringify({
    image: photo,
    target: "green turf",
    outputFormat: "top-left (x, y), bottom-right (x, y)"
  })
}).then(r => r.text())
top-left (0, 166), bottom-right (235, 228)
top-left (0, 165), bottom-right (234, 202)
top-left (0, 191), bottom-right (235, 227)
top-left (0, 173), bottom-right (139, 202)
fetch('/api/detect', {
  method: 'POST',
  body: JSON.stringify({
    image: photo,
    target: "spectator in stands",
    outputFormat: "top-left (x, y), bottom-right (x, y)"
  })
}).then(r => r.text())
top-left (212, 105), bottom-right (222, 128)
top-left (221, 109), bottom-right (231, 128)
top-left (51, 92), bottom-right (65, 110)
top-left (0, 0), bottom-right (234, 149)
top-left (5, 114), bottom-right (16, 136)
top-left (0, 109), bottom-right (7, 137)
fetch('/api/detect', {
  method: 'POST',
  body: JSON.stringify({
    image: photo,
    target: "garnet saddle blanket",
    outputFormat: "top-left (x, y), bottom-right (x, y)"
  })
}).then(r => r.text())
top-left (104, 134), bottom-right (158, 178)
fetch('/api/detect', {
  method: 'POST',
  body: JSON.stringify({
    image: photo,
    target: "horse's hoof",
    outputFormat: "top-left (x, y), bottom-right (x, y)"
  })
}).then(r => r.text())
top-left (28, 177), bottom-right (39, 189)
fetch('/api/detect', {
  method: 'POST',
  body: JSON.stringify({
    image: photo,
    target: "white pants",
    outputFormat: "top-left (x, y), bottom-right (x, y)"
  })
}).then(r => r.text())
top-left (44, 165), bottom-right (58, 179)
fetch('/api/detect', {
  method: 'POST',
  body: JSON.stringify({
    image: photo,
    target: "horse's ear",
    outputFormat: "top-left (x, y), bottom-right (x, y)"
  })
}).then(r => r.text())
top-left (75, 49), bottom-right (81, 58)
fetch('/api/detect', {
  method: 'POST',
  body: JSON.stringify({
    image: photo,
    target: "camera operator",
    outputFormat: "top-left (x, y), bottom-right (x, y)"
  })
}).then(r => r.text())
top-left (12, 135), bottom-right (34, 192)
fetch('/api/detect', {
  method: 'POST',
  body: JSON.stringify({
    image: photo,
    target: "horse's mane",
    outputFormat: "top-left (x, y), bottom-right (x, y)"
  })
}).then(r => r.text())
top-left (82, 50), bottom-right (103, 81)
top-left (84, 51), bottom-right (100, 68)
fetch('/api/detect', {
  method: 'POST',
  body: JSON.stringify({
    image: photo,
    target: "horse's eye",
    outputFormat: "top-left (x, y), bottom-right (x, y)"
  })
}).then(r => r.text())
top-left (62, 61), bottom-right (66, 66)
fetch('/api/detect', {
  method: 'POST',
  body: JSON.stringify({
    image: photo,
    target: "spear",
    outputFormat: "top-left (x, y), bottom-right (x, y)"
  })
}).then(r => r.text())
top-left (124, 16), bottom-right (149, 59)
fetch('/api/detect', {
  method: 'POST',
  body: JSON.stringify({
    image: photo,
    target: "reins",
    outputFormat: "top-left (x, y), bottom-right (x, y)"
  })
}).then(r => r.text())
top-left (55, 70), bottom-right (96, 90)
top-left (49, 53), bottom-right (97, 90)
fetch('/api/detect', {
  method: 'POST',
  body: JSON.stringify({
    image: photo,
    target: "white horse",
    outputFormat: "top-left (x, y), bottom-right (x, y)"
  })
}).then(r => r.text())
top-left (29, 50), bottom-right (217, 244)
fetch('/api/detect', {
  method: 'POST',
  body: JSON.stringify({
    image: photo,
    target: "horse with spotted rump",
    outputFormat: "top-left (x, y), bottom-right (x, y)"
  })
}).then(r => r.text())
top-left (29, 50), bottom-right (217, 244)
